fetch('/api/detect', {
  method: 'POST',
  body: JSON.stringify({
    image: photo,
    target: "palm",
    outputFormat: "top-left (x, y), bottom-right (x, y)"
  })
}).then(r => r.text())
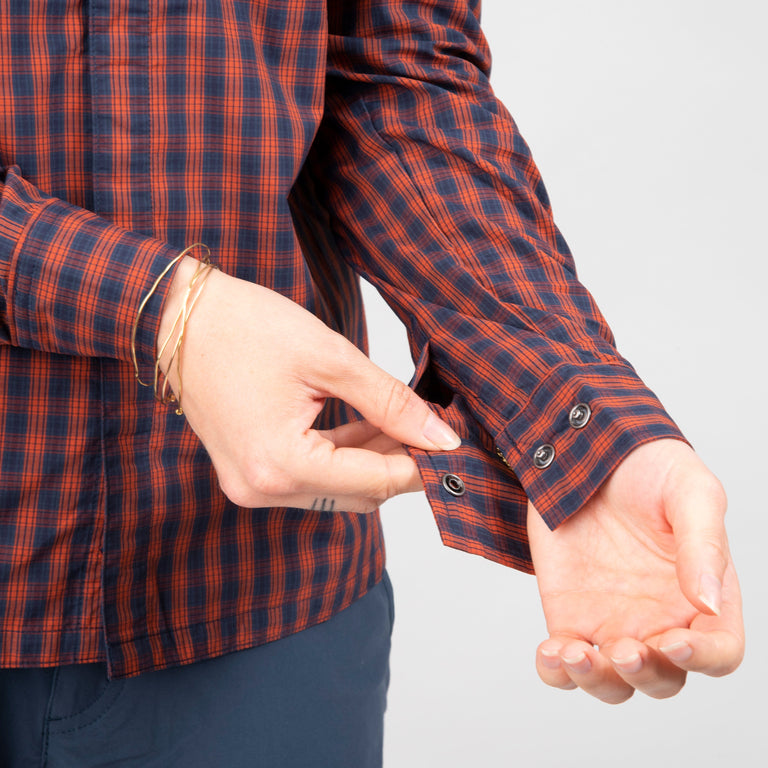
top-left (526, 439), bottom-right (743, 702)
top-left (530, 491), bottom-right (697, 647)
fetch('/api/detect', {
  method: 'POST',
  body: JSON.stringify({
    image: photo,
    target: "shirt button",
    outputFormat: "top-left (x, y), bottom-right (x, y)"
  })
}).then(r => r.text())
top-left (569, 403), bottom-right (591, 429)
top-left (441, 473), bottom-right (466, 497)
top-left (532, 444), bottom-right (555, 469)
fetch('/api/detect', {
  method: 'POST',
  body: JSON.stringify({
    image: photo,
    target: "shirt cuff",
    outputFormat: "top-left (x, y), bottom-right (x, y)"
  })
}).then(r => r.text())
top-left (407, 350), bottom-right (687, 573)
top-left (495, 362), bottom-right (687, 530)
top-left (408, 391), bottom-right (534, 574)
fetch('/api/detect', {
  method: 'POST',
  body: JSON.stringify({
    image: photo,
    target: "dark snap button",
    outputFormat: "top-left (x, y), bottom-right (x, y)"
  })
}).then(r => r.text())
top-left (569, 403), bottom-right (591, 429)
top-left (532, 444), bottom-right (555, 469)
top-left (441, 473), bottom-right (466, 497)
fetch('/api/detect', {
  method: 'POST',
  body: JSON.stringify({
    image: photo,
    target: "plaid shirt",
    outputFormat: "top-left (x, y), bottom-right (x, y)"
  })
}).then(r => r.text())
top-left (0, 0), bottom-right (683, 678)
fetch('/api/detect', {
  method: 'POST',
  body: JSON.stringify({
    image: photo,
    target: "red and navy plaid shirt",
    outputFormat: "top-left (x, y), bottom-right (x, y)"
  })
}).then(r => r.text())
top-left (0, 0), bottom-right (683, 678)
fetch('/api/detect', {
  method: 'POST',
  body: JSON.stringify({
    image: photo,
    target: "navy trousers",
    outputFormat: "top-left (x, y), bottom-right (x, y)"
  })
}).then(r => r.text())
top-left (0, 572), bottom-right (394, 768)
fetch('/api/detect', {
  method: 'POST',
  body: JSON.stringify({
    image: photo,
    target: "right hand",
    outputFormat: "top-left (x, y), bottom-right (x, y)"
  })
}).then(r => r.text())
top-left (528, 440), bottom-right (744, 703)
top-left (157, 257), bottom-right (460, 513)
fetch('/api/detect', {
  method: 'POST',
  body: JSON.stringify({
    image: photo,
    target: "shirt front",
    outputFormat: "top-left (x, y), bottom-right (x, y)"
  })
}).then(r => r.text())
top-left (0, 0), bottom-right (683, 678)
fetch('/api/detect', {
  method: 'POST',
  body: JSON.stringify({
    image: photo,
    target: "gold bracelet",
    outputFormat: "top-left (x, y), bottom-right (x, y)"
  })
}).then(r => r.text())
top-left (156, 261), bottom-right (217, 415)
top-left (130, 242), bottom-right (211, 387)
top-left (154, 258), bottom-right (209, 396)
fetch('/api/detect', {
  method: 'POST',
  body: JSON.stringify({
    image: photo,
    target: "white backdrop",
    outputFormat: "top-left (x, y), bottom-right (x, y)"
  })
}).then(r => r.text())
top-left (369, 2), bottom-right (767, 766)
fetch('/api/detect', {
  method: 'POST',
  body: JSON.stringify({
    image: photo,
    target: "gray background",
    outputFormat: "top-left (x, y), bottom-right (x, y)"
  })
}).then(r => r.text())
top-left (368, 1), bottom-right (767, 766)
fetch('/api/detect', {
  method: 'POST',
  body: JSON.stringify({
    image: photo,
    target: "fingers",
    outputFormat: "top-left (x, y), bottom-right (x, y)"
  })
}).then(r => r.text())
top-left (309, 422), bottom-right (425, 497)
top-left (537, 637), bottom-right (688, 703)
top-left (307, 440), bottom-right (423, 498)
top-left (607, 640), bottom-right (687, 699)
top-left (324, 344), bottom-right (461, 453)
top-left (318, 421), bottom-right (384, 449)
top-left (319, 421), bottom-right (411, 455)
top-left (534, 565), bottom-right (744, 705)
top-left (657, 561), bottom-right (745, 677)
top-left (658, 630), bottom-right (744, 678)
top-left (537, 638), bottom-right (634, 704)
top-left (536, 614), bottom-right (744, 704)
top-left (216, 428), bottom-right (425, 513)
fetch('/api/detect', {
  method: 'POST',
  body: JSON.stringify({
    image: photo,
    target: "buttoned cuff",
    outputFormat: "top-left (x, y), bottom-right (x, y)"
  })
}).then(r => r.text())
top-left (407, 351), bottom-right (687, 573)
top-left (494, 363), bottom-right (687, 530)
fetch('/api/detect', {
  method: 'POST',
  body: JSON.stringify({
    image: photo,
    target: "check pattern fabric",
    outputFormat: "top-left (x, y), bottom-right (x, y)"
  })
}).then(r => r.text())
top-left (0, 0), bottom-right (684, 678)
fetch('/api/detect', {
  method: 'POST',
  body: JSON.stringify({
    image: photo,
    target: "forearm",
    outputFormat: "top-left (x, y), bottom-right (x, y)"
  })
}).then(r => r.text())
top-left (296, 0), bottom-right (685, 535)
top-left (0, 165), bottom-right (182, 371)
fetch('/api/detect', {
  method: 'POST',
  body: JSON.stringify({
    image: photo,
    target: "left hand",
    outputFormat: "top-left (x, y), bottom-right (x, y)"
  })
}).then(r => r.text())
top-left (527, 439), bottom-right (744, 704)
top-left (156, 258), bottom-right (459, 513)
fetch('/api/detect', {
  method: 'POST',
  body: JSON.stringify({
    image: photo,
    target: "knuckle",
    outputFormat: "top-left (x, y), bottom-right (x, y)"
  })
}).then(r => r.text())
top-left (354, 498), bottom-right (381, 515)
top-left (712, 636), bottom-right (745, 677)
top-left (367, 458), bottom-right (400, 506)
top-left (245, 460), bottom-right (294, 498)
top-left (326, 332), bottom-right (358, 370)
top-left (706, 476), bottom-right (728, 515)
top-left (216, 473), bottom-right (256, 508)
top-left (216, 459), bottom-right (295, 507)
top-left (702, 474), bottom-right (729, 518)
top-left (377, 378), bottom-right (417, 424)
top-left (717, 653), bottom-right (745, 677)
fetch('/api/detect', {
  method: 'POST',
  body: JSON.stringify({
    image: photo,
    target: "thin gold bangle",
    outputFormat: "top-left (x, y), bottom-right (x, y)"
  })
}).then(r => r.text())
top-left (160, 263), bottom-right (218, 415)
top-left (130, 242), bottom-right (210, 387)
top-left (154, 258), bottom-right (209, 397)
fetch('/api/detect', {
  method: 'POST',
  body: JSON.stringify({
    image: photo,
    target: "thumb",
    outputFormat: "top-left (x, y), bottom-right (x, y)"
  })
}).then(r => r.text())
top-left (327, 345), bottom-right (461, 452)
top-left (665, 455), bottom-right (729, 616)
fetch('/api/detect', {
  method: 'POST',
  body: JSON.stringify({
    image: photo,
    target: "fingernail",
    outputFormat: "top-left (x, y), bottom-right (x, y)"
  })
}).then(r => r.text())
top-left (540, 648), bottom-right (561, 669)
top-left (562, 652), bottom-right (591, 674)
top-left (659, 641), bottom-right (693, 663)
top-left (698, 572), bottom-right (722, 616)
top-left (422, 413), bottom-right (461, 451)
top-left (610, 653), bottom-right (643, 674)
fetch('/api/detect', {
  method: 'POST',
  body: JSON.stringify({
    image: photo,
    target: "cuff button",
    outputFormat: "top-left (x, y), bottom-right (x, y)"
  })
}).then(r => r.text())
top-left (441, 473), bottom-right (466, 497)
top-left (533, 443), bottom-right (556, 469)
top-left (568, 403), bottom-right (591, 429)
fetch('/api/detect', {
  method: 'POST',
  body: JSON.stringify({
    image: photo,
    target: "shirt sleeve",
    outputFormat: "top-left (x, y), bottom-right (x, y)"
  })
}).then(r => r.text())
top-left (0, 164), bottom-right (181, 378)
top-left (295, 0), bottom-right (686, 571)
